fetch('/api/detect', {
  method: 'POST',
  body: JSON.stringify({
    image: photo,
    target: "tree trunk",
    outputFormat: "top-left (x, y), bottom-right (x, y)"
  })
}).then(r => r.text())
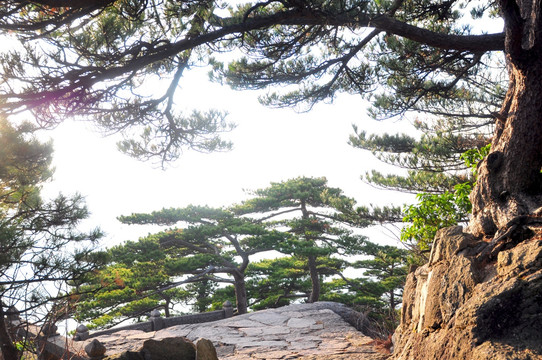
top-left (299, 200), bottom-right (321, 303)
top-left (232, 271), bottom-right (248, 315)
top-left (469, 0), bottom-right (542, 237)
top-left (307, 255), bottom-right (320, 303)
top-left (0, 306), bottom-right (20, 360)
top-left (164, 299), bottom-right (171, 317)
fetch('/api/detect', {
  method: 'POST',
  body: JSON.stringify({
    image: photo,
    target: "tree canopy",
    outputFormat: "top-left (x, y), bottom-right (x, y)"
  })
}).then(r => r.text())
top-left (4, 3), bottom-right (542, 359)
top-left (73, 237), bottom-right (190, 329)
top-left (0, 117), bottom-right (103, 360)
top-left (0, 1), bottom-right (503, 164)
top-left (234, 176), bottom-right (369, 303)
top-left (3, 0), bottom-right (538, 238)
top-left (74, 177), bottom-right (406, 332)
top-left (118, 205), bottom-right (291, 314)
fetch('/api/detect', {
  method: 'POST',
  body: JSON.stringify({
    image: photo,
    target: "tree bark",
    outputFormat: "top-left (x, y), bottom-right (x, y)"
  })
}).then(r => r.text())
top-left (232, 271), bottom-right (248, 315)
top-left (469, 0), bottom-right (542, 237)
top-left (307, 255), bottom-right (320, 303)
top-left (164, 299), bottom-right (171, 318)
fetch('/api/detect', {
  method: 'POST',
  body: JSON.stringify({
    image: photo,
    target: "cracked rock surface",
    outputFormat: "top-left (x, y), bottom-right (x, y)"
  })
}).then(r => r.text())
top-left (79, 302), bottom-right (387, 360)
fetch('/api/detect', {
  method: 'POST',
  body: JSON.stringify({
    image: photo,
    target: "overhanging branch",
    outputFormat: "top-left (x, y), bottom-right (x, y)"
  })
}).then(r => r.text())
top-left (0, 7), bottom-right (505, 115)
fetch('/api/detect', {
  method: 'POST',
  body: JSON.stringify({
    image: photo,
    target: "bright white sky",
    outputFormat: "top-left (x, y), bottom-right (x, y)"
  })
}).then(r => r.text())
top-left (41, 67), bottom-right (416, 250)
top-left (32, 1), bottom-right (504, 252)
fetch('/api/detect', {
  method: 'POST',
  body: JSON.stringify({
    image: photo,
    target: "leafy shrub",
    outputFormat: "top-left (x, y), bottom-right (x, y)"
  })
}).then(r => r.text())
top-left (401, 144), bottom-right (490, 252)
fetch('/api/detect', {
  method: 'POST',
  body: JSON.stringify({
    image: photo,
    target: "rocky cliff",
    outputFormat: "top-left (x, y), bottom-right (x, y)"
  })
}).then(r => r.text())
top-left (392, 226), bottom-right (542, 360)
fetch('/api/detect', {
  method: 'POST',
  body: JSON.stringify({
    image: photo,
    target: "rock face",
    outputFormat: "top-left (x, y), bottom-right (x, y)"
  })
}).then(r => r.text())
top-left (80, 302), bottom-right (386, 360)
top-left (103, 337), bottom-right (213, 360)
top-left (195, 339), bottom-right (217, 360)
top-left (392, 226), bottom-right (542, 360)
top-left (85, 339), bottom-right (107, 358)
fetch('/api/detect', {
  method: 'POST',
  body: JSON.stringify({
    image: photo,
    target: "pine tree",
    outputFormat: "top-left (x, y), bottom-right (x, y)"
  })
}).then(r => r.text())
top-left (0, 117), bottom-right (103, 360)
top-left (245, 256), bottom-right (313, 310)
top-left (73, 237), bottom-right (189, 329)
top-left (2, 1), bottom-right (540, 235)
top-left (118, 206), bottom-right (290, 314)
top-left (234, 176), bottom-right (369, 303)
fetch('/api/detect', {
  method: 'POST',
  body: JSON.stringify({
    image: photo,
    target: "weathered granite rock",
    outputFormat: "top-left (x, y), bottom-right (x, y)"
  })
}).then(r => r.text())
top-left (85, 339), bottom-right (107, 358)
top-left (103, 337), bottom-right (198, 360)
top-left (195, 338), bottom-right (218, 360)
top-left (75, 324), bottom-right (91, 341)
top-left (140, 338), bottom-right (196, 360)
top-left (83, 302), bottom-right (385, 360)
top-left (392, 226), bottom-right (542, 360)
top-left (102, 351), bottom-right (144, 360)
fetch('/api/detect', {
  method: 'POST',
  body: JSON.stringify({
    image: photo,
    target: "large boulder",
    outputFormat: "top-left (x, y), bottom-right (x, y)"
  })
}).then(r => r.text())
top-left (103, 337), bottom-right (219, 360)
top-left (392, 226), bottom-right (542, 360)
top-left (141, 338), bottom-right (195, 360)
top-left (85, 339), bottom-right (107, 358)
top-left (195, 339), bottom-right (217, 360)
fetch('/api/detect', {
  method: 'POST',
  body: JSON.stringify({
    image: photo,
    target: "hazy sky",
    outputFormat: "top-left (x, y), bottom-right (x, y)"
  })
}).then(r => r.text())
top-left (41, 68), bottom-right (416, 249)
top-left (32, 5), bottom-right (504, 252)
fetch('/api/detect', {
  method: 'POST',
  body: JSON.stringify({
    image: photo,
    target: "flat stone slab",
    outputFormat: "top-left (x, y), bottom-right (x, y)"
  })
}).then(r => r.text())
top-left (287, 317), bottom-right (317, 328)
top-left (225, 319), bottom-right (262, 328)
top-left (77, 302), bottom-right (388, 360)
top-left (248, 311), bottom-right (289, 325)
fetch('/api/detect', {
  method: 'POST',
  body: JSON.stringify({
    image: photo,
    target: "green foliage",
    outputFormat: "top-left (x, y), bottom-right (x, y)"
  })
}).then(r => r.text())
top-left (350, 116), bottom-right (493, 193)
top-left (116, 110), bottom-right (235, 165)
top-left (0, 0), bottom-right (518, 348)
top-left (83, 204), bottom-right (293, 321)
top-left (80, 176), bottom-right (407, 328)
top-left (74, 236), bottom-right (190, 328)
top-left (401, 183), bottom-right (472, 251)
top-left (13, 339), bottom-right (36, 360)
top-left (234, 176), bottom-right (369, 302)
top-left (400, 145), bottom-right (490, 252)
top-left (460, 143), bottom-right (491, 177)
top-left (0, 117), bottom-right (103, 359)
top-left (0, 116), bottom-right (103, 284)
top-left (354, 241), bottom-right (408, 296)
top-left (319, 240), bottom-right (408, 332)
top-left (246, 256), bottom-right (312, 310)
top-left (185, 280), bottom-right (218, 313)
top-left (349, 116), bottom-right (493, 246)
top-left (109, 237), bottom-right (166, 265)
top-left (0, 0), bottom-right (504, 165)
top-left (235, 177), bottom-right (348, 213)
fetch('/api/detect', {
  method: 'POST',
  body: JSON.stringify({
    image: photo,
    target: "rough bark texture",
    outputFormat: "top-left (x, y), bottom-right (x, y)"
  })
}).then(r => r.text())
top-left (398, 4), bottom-right (542, 356)
top-left (392, 226), bottom-right (542, 360)
top-left (307, 255), bottom-right (321, 303)
top-left (469, 0), bottom-right (542, 237)
top-left (232, 271), bottom-right (248, 315)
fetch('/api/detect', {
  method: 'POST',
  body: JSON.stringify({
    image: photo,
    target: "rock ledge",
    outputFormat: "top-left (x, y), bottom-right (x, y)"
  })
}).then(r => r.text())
top-left (78, 302), bottom-right (387, 360)
top-left (392, 226), bottom-right (542, 360)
